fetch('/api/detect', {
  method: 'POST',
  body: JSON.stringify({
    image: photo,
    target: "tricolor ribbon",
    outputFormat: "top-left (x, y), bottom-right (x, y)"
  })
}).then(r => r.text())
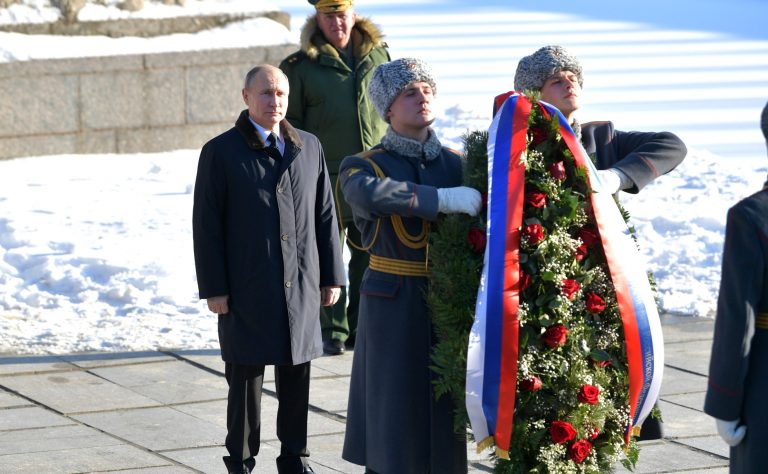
top-left (466, 92), bottom-right (664, 457)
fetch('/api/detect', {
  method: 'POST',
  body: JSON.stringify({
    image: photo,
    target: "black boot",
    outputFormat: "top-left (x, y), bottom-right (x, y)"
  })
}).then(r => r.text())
top-left (638, 415), bottom-right (664, 440)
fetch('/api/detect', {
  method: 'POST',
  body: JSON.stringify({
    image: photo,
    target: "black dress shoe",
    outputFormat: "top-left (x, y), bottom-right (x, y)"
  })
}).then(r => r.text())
top-left (303, 466), bottom-right (315, 473)
top-left (637, 416), bottom-right (664, 440)
top-left (323, 339), bottom-right (345, 355)
top-left (345, 335), bottom-right (356, 349)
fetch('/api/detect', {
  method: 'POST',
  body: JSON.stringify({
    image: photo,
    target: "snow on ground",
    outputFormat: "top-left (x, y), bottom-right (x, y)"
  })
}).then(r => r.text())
top-left (0, 151), bottom-right (213, 354)
top-left (0, 0), bottom-right (278, 24)
top-left (0, 17), bottom-right (292, 61)
top-left (1, 0), bottom-right (767, 354)
top-left (620, 149), bottom-right (766, 317)
top-left (0, 0), bottom-right (292, 61)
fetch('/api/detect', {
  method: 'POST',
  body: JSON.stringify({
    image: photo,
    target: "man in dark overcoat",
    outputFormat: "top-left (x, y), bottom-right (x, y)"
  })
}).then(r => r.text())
top-left (192, 64), bottom-right (345, 474)
top-left (279, 0), bottom-right (390, 356)
top-left (704, 101), bottom-right (768, 473)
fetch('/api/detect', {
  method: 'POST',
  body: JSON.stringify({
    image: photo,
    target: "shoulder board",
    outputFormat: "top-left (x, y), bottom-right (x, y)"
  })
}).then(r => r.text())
top-left (350, 149), bottom-right (387, 178)
top-left (353, 149), bottom-right (387, 159)
top-left (445, 147), bottom-right (463, 157)
top-left (283, 52), bottom-right (305, 64)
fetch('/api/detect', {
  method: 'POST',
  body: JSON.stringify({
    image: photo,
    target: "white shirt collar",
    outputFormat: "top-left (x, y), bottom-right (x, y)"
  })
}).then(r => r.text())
top-left (248, 116), bottom-right (283, 151)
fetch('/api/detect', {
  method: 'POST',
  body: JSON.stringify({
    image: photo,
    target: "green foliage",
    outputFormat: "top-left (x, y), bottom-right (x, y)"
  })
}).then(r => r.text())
top-left (428, 129), bottom-right (488, 433)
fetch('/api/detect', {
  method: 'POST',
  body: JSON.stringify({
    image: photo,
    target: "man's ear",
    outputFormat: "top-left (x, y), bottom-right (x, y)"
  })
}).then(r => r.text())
top-left (242, 89), bottom-right (248, 105)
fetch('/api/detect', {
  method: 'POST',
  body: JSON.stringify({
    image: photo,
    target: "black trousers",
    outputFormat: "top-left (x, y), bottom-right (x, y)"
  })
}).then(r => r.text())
top-left (223, 361), bottom-right (311, 473)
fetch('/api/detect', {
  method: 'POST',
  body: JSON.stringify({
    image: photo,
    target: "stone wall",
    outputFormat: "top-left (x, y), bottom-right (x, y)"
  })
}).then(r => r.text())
top-left (0, 42), bottom-right (297, 160)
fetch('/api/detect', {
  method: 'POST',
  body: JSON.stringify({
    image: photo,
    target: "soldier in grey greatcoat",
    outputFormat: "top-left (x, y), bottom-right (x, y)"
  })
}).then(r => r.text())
top-left (508, 44), bottom-right (687, 440)
top-left (509, 45), bottom-right (687, 198)
top-left (704, 101), bottom-right (768, 473)
top-left (192, 65), bottom-right (345, 474)
top-left (339, 58), bottom-right (481, 473)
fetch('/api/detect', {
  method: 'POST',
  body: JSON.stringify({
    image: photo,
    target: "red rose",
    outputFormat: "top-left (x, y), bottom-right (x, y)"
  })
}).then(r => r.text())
top-left (525, 190), bottom-right (547, 208)
top-left (569, 439), bottom-right (593, 464)
top-left (578, 226), bottom-right (600, 247)
top-left (522, 223), bottom-right (544, 245)
top-left (578, 384), bottom-right (600, 405)
top-left (520, 376), bottom-right (542, 392)
top-left (549, 420), bottom-right (577, 444)
top-left (541, 324), bottom-right (568, 348)
top-left (519, 269), bottom-right (531, 291)
top-left (530, 127), bottom-right (548, 146)
top-left (467, 227), bottom-right (486, 253)
top-left (561, 279), bottom-right (581, 300)
top-left (575, 243), bottom-right (588, 261)
top-left (548, 161), bottom-right (567, 181)
top-left (585, 293), bottom-right (606, 314)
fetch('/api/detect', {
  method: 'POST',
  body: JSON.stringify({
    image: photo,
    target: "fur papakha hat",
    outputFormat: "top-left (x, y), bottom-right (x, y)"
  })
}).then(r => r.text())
top-left (514, 45), bottom-right (584, 93)
top-left (368, 58), bottom-right (437, 121)
top-left (308, 0), bottom-right (353, 13)
top-left (761, 100), bottom-right (768, 142)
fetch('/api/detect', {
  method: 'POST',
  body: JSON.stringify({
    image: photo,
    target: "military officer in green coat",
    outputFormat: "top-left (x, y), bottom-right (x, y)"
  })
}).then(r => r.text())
top-left (280, 0), bottom-right (390, 355)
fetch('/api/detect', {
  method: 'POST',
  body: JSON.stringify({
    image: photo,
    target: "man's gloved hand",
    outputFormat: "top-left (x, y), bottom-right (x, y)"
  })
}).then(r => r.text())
top-left (437, 186), bottom-right (482, 216)
top-left (715, 418), bottom-right (746, 447)
top-left (596, 169), bottom-right (622, 194)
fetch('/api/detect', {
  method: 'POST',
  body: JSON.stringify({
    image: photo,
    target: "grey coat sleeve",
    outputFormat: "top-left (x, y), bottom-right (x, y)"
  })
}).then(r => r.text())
top-left (704, 204), bottom-right (766, 420)
top-left (339, 154), bottom-right (440, 222)
top-left (611, 129), bottom-right (687, 193)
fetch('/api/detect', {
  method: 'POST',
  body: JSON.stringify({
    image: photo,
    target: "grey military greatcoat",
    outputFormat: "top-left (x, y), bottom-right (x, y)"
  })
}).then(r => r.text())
top-left (580, 120), bottom-right (687, 193)
top-left (339, 133), bottom-right (468, 474)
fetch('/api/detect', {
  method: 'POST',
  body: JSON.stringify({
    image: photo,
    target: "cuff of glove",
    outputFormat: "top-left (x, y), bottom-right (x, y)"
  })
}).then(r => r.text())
top-left (612, 168), bottom-right (634, 190)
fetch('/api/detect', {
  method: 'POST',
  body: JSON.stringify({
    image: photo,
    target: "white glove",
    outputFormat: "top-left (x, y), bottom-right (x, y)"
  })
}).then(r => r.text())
top-left (715, 418), bottom-right (746, 447)
top-left (437, 186), bottom-right (482, 216)
top-left (596, 169), bottom-right (622, 194)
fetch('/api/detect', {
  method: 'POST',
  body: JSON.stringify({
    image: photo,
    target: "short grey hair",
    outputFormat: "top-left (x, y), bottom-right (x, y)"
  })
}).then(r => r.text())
top-left (243, 65), bottom-right (289, 90)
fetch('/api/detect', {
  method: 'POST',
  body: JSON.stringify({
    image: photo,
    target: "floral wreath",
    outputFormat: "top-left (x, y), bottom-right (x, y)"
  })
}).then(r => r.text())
top-left (428, 93), bottom-right (655, 472)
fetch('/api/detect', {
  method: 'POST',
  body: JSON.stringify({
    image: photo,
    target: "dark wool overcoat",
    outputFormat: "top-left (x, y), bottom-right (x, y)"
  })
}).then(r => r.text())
top-left (193, 110), bottom-right (345, 366)
top-left (581, 121), bottom-right (687, 192)
top-left (705, 186), bottom-right (768, 473)
top-left (338, 142), bottom-right (468, 473)
top-left (279, 15), bottom-right (390, 223)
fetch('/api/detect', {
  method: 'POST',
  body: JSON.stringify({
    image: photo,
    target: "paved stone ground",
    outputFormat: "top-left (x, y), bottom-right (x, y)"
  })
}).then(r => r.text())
top-left (0, 314), bottom-right (729, 473)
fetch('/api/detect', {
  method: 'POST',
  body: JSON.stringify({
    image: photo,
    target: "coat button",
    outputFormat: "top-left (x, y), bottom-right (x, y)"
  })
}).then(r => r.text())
top-left (284, 281), bottom-right (292, 288)
top-left (281, 234), bottom-right (289, 241)
top-left (277, 186), bottom-right (284, 193)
